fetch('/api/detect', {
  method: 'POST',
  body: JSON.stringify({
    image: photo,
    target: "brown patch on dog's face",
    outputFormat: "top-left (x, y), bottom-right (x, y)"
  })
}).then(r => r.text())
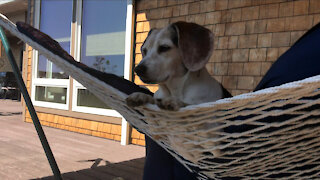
top-left (135, 26), bottom-right (186, 84)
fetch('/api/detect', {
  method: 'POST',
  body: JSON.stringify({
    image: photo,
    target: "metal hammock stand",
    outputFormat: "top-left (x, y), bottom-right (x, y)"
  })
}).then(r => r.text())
top-left (1, 13), bottom-right (320, 179)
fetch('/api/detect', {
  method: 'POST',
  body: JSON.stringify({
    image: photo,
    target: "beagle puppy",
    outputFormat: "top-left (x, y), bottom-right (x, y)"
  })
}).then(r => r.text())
top-left (126, 21), bottom-right (230, 111)
top-left (126, 22), bottom-right (231, 163)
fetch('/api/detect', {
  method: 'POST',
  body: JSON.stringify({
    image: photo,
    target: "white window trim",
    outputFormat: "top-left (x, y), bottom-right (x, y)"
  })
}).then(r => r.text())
top-left (71, 0), bottom-right (133, 118)
top-left (31, 0), bottom-right (70, 110)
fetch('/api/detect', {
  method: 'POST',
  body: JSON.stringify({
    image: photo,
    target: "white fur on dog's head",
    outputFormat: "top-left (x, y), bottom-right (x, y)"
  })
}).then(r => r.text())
top-left (135, 21), bottom-right (214, 84)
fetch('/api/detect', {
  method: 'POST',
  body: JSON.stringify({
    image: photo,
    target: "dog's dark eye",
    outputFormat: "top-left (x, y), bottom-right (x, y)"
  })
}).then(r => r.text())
top-left (142, 48), bottom-right (147, 56)
top-left (158, 45), bottom-right (171, 53)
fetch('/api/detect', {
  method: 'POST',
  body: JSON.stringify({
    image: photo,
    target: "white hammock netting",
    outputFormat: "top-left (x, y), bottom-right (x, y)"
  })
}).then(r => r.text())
top-left (1, 14), bottom-right (320, 179)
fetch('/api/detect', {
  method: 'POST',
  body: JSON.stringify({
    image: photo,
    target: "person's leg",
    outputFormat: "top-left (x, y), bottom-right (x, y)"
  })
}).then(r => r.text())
top-left (143, 136), bottom-right (174, 180)
top-left (143, 136), bottom-right (198, 180)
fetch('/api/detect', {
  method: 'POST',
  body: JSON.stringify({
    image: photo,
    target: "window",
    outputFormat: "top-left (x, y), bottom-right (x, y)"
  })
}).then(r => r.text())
top-left (37, 0), bottom-right (71, 79)
top-left (35, 86), bottom-right (67, 104)
top-left (32, 0), bottom-right (133, 117)
top-left (32, 0), bottom-right (72, 109)
top-left (72, 0), bottom-right (127, 115)
top-left (80, 0), bottom-right (127, 77)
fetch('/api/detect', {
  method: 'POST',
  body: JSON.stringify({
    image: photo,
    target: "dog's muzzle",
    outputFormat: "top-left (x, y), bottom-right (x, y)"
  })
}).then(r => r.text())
top-left (134, 64), bottom-right (156, 84)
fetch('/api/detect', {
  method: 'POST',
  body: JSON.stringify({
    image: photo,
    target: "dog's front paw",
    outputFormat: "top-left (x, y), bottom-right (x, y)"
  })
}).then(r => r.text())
top-left (126, 92), bottom-right (155, 107)
top-left (156, 97), bottom-right (187, 111)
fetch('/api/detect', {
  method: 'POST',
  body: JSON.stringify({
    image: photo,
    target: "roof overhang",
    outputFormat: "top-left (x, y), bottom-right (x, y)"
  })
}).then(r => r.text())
top-left (0, 0), bottom-right (28, 15)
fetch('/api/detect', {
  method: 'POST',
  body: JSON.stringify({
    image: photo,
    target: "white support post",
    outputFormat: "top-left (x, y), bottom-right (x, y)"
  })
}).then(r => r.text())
top-left (121, 0), bottom-right (134, 145)
top-left (121, 117), bottom-right (130, 145)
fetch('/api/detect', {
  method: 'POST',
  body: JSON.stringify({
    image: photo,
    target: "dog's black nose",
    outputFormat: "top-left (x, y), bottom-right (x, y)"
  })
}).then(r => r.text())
top-left (134, 64), bottom-right (147, 76)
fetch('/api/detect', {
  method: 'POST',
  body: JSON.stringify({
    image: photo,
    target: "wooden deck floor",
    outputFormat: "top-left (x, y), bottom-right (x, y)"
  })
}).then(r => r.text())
top-left (0, 100), bottom-right (145, 180)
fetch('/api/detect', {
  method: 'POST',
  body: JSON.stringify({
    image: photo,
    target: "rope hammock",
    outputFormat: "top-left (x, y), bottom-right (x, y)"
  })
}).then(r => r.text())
top-left (1, 14), bottom-right (320, 179)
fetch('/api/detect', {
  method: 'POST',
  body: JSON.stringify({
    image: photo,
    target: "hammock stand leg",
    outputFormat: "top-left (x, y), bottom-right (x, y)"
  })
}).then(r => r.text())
top-left (0, 27), bottom-right (62, 180)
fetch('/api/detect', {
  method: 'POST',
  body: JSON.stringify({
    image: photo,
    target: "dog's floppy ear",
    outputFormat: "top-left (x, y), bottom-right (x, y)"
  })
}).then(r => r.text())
top-left (172, 21), bottom-right (214, 71)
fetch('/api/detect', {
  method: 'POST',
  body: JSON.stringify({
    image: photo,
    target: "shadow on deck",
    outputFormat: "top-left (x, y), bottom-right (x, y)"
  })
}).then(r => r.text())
top-left (37, 157), bottom-right (145, 180)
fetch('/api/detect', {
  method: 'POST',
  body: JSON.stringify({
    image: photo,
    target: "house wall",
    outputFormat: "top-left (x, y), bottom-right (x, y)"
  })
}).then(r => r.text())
top-left (133, 0), bottom-right (320, 140)
top-left (21, 1), bottom-right (145, 146)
